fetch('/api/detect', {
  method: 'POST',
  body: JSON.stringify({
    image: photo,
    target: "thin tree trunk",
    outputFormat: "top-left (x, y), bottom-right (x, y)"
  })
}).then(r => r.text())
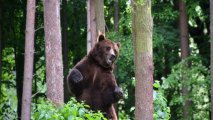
top-left (33, 0), bottom-right (38, 106)
top-left (87, 0), bottom-right (97, 53)
top-left (15, 47), bottom-right (24, 120)
top-left (15, 22), bottom-right (25, 120)
top-left (15, 4), bottom-right (27, 119)
top-left (132, 0), bottom-right (153, 120)
top-left (114, 0), bottom-right (119, 31)
top-left (44, 0), bottom-right (64, 106)
top-left (0, 0), bottom-right (2, 99)
top-left (34, 60), bottom-right (37, 105)
top-left (87, 0), bottom-right (105, 53)
top-left (179, 0), bottom-right (190, 119)
top-left (95, 0), bottom-right (105, 34)
top-left (61, 0), bottom-right (69, 103)
top-left (210, 0), bottom-right (213, 118)
top-left (113, 0), bottom-right (120, 116)
top-left (21, 0), bottom-right (35, 119)
top-left (179, 0), bottom-right (189, 59)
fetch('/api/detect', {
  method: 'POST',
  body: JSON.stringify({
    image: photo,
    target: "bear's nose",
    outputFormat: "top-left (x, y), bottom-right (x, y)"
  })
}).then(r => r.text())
top-left (109, 54), bottom-right (116, 61)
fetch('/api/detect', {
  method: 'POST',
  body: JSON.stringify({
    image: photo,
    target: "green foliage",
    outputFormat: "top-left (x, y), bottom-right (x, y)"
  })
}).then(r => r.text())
top-left (0, 48), bottom-right (17, 120)
top-left (187, 1), bottom-right (207, 24)
top-left (153, 25), bottom-right (179, 79)
top-left (161, 56), bottom-right (210, 119)
top-left (152, 0), bottom-right (178, 23)
top-left (66, 0), bottom-right (87, 61)
top-left (32, 98), bottom-right (106, 120)
top-left (0, 89), bottom-right (17, 120)
top-left (154, 81), bottom-right (171, 120)
top-left (119, 1), bottom-right (132, 35)
top-left (107, 32), bottom-right (134, 83)
top-left (2, 48), bottom-right (15, 82)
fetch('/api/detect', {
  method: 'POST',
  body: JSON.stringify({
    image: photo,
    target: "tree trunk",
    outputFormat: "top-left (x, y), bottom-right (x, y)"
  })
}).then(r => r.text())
top-left (87, 0), bottom-right (105, 53)
top-left (132, 1), bottom-right (153, 120)
top-left (15, 5), bottom-right (26, 119)
top-left (179, 0), bottom-right (189, 59)
top-left (21, 0), bottom-right (35, 119)
top-left (87, 0), bottom-right (96, 54)
top-left (114, 0), bottom-right (119, 31)
top-left (0, 0), bottom-right (2, 99)
top-left (210, 0), bottom-right (213, 118)
top-left (61, 0), bottom-right (69, 103)
top-left (15, 48), bottom-right (24, 120)
top-left (179, 0), bottom-right (190, 119)
top-left (44, 0), bottom-right (64, 106)
top-left (95, 0), bottom-right (105, 34)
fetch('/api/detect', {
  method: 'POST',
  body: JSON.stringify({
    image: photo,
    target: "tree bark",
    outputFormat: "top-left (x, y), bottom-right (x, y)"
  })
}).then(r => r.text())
top-left (15, 47), bottom-right (24, 120)
top-left (114, 0), bottom-right (119, 31)
top-left (179, 0), bottom-right (189, 59)
top-left (210, 0), bottom-right (213, 118)
top-left (87, 0), bottom-right (105, 53)
top-left (61, 0), bottom-right (69, 103)
top-left (44, 0), bottom-right (64, 106)
top-left (21, 0), bottom-right (35, 119)
top-left (87, 0), bottom-right (96, 54)
top-left (179, 0), bottom-right (190, 119)
top-left (132, 0), bottom-right (153, 120)
top-left (15, 9), bottom-right (26, 119)
top-left (95, 0), bottom-right (105, 34)
top-left (0, 0), bottom-right (2, 99)
top-left (10, 2), bottom-right (26, 119)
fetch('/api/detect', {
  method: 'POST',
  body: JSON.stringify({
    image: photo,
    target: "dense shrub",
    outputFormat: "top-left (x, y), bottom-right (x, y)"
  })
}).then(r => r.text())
top-left (32, 98), bottom-right (106, 120)
top-left (161, 56), bottom-right (210, 119)
top-left (154, 81), bottom-right (171, 120)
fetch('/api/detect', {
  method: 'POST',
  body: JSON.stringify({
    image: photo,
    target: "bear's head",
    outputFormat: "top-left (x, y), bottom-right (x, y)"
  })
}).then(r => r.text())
top-left (89, 34), bottom-right (120, 68)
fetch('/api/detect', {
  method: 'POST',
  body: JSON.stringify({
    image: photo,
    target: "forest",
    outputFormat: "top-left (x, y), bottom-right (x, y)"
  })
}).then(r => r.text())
top-left (0, 0), bottom-right (212, 120)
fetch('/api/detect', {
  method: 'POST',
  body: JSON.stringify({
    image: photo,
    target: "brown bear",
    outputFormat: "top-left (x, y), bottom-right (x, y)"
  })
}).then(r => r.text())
top-left (67, 33), bottom-right (123, 120)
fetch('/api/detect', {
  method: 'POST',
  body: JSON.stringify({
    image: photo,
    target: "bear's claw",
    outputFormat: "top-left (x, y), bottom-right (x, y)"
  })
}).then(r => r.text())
top-left (114, 86), bottom-right (124, 100)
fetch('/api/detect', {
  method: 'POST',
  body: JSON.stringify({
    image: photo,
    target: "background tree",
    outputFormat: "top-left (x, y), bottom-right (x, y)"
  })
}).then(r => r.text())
top-left (87, 0), bottom-right (96, 53)
top-left (15, 3), bottom-right (26, 119)
top-left (44, 0), bottom-right (64, 106)
top-left (61, 0), bottom-right (69, 103)
top-left (211, 0), bottom-right (213, 118)
top-left (0, 0), bottom-right (2, 99)
top-left (132, 0), bottom-right (153, 120)
top-left (95, 0), bottom-right (105, 34)
top-left (179, 0), bottom-right (190, 119)
top-left (21, 0), bottom-right (35, 119)
top-left (114, 0), bottom-right (119, 31)
top-left (87, 0), bottom-right (105, 53)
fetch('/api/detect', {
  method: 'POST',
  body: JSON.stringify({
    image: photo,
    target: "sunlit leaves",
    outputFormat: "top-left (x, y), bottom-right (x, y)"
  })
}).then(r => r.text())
top-left (154, 81), bottom-right (171, 120)
top-left (32, 98), bottom-right (107, 120)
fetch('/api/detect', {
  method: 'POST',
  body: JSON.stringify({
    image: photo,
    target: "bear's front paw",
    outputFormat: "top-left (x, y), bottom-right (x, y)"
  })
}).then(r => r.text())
top-left (114, 86), bottom-right (123, 101)
top-left (68, 68), bottom-right (83, 83)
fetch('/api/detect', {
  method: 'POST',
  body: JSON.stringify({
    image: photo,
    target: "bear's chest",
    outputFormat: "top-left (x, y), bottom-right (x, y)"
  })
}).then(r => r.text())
top-left (87, 69), bottom-right (115, 89)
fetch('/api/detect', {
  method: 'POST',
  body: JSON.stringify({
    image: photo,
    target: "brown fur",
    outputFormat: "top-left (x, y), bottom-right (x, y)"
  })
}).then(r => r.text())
top-left (67, 34), bottom-right (123, 119)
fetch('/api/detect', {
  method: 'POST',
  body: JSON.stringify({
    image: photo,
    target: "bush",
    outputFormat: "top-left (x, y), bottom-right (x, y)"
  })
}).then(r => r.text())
top-left (32, 98), bottom-right (107, 120)
top-left (161, 56), bottom-right (210, 119)
top-left (154, 81), bottom-right (171, 120)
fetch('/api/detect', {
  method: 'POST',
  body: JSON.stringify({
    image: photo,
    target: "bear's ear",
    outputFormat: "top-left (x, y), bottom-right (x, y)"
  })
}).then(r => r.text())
top-left (97, 31), bottom-right (105, 42)
top-left (116, 42), bottom-right (120, 48)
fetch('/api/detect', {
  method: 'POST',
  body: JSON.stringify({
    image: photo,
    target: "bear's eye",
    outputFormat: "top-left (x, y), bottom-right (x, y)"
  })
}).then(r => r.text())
top-left (114, 49), bottom-right (118, 54)
top-left (106, 46), bottom-right (111, 51)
